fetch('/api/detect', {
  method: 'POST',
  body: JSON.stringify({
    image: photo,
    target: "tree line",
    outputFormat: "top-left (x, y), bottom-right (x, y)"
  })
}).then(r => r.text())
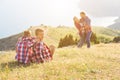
top-left (58, 32), bottom-right (120, 48)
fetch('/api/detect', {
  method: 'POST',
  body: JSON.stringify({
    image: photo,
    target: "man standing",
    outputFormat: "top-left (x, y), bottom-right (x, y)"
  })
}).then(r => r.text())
top-left (78, 12), bottom-right (92, 48)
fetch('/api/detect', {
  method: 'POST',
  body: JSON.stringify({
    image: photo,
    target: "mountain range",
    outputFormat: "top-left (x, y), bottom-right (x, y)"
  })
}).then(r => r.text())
top-left (108, 17), bottom-right (120, 30)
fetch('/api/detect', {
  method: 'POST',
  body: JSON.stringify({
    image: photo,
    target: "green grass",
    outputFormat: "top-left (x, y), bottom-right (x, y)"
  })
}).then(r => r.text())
top-left (0, 43), bottom-right (120, 80)
top-left (37, 26), bottom-right (120, 47)
top-left (1, 26), bottom-right (120, 50)
top-left (92, 27), bottom-right (120, 39)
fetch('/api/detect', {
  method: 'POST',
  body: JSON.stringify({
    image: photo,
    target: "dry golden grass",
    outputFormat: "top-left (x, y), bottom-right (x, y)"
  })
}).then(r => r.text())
top-left (0, 43), bottom-right (120, 80)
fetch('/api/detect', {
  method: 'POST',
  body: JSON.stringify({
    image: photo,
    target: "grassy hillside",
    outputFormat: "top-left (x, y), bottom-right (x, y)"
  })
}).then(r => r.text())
top-left (0, 43), bottom-right (120, 80)
top-left (92, 27), bottom-right (120, 39)
top-left (29, 26), bottom-right (120, 46)
top-left (0, 26), bottom-right (120, 50)
top-left (0, 33), bottom-right (23, 51)
top-left (108, 17), bottom-right (120, 30)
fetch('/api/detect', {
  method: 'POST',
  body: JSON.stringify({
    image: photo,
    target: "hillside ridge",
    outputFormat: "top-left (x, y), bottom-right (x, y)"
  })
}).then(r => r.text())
top-left (0, 26), bottom-right (120, 51)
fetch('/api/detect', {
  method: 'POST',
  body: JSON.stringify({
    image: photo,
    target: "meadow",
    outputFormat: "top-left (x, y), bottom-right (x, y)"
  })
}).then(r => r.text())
top-left (0, 43), bottom-right (120, 80)
top-left (28, 26), bottom-right (120, 47)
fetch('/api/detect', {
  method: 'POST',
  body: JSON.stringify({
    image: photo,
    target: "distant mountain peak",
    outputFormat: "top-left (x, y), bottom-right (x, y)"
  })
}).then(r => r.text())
top-left (108, 17), bottom-right (120, 30)
top-left (114, 17), bottom-right (120, 23)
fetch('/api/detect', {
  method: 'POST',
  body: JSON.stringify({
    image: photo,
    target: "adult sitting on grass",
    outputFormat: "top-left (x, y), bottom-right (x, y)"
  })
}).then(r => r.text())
top-left (31, 29), bottom-right (55, 63)
top-left (15, 31), bottom-right (36, 65)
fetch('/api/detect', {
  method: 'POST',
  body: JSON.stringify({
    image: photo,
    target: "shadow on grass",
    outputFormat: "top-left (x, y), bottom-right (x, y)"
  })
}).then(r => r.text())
top-left (0, 61), bottom-right (30, 71)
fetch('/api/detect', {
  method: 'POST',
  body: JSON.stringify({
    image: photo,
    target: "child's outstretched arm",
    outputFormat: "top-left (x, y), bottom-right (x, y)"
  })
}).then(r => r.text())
top-left (49, 45), bottom-right (55, 57)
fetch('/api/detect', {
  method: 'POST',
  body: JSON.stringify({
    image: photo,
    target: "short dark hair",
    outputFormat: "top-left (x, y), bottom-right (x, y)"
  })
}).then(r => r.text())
top-left (80, 12), bottom-right (86, 15)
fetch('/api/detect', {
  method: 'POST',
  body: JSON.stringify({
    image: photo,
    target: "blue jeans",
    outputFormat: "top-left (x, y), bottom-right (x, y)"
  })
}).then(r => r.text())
top-left (86, 31), bottom-right (92, 48)
top-left (78, 31), bottom-right (92, 48)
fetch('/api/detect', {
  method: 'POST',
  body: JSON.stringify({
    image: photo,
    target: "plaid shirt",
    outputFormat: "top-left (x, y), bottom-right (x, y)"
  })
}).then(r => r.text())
top-left (15, 37), bottom-right (36, 64)
top-left (80, 16), bottom-right (91, 32)
top-left (31, 41), bottom-right (52, 63)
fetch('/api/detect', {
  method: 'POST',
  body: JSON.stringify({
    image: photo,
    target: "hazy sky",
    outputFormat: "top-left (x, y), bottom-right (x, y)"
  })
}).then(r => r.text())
top-left (79, 0), bottom-right (120, 17)
top-left (0, 0), bottom-right (119, 38)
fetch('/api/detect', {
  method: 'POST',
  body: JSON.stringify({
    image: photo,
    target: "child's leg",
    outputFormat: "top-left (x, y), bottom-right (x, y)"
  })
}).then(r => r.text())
top-left (49, 45), bottom-right (55, 57)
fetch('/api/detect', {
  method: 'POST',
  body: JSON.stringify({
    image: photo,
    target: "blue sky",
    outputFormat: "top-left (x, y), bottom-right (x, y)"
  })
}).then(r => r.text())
top-left (0, 0), bottom-right (119, 38)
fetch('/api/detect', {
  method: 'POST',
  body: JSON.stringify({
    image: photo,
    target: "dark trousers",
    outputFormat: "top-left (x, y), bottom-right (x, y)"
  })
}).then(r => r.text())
top-left (86, 31), bottom-right (92, 48)
top-left (78, 31), bottom-right (92, 48)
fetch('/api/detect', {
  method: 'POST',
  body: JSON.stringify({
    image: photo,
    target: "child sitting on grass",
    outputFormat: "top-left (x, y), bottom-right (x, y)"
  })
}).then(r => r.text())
top-left (32, 29), bottom-right (55, 63)
top-left (15, 30), bottom-right (36, 64)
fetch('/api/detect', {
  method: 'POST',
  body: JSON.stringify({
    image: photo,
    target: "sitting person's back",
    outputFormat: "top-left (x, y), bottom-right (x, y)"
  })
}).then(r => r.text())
top-left (15, 31), bottom-right (36, 64)
top-left (32, 29), bottom-right (55, 63)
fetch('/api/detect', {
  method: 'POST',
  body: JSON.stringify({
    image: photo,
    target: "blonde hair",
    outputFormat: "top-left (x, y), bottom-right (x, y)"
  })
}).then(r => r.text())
top-left (35, 29), bottom-right (44, 36)
top-left (24, 30), bottom-right (30, 37)
top-left (73, 16), bottom-right (79, 23)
